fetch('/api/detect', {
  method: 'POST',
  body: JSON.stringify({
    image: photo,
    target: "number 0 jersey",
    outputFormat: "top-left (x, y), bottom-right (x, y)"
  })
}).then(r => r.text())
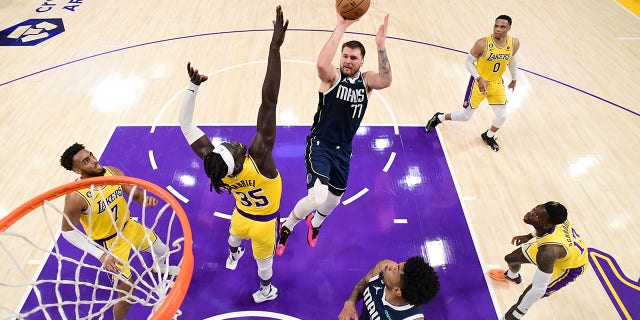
top-left (75, 167), bottom-right (129, 240)
top-left (476, 35), bottom-right (514, 82)
top-left (311, 69), bottom-right (369, 147)
top-left (222, 155), bottom-right (282, 216)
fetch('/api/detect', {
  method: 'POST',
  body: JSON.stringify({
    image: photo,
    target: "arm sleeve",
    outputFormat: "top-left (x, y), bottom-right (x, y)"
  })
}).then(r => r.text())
top-left (512, 269), bottom-right (552, 319)
top-left (62, 229), bottom-right (105, 260)
top-left (465, 54), bottom-right (481, 79)
top-left (179, 82), bottom-right (206, 145)
top-left (509, 55), bottom-right (519, 81)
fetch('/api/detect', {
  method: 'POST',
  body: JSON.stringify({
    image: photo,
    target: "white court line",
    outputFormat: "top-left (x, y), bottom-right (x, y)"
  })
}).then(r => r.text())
top-left (167, 185), bottom-right (189, 203)
top-left (436, 130), bottom-right (502, 318)
top-left (393, 219), bottom-right (408, 224)
top-left (205, 310), bottom-right (301, 320)
top-left (148, 150), bottom-right (158, 170)
top-left (213, 211), bottom-right (231, 220)
top-left (383, 152), bottom-right (396, 172)
top-left (342, 188), bottom-right (369, 205)
top-left (616, 37), bottom-right (640, 40)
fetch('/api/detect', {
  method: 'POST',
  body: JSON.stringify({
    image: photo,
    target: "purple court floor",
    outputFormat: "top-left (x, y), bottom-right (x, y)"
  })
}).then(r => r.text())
top-left (22, 125), bottom-right (497, 319)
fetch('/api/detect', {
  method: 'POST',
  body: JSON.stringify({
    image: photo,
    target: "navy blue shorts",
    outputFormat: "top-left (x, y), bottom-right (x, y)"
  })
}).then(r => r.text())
top-left (304, 135), bottom-right (352, 196)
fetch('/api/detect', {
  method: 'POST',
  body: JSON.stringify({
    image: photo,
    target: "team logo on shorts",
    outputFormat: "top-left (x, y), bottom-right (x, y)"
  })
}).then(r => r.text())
top-left (306, 173), bottom-right (313, 184)
top-left (0, 18), bottom-right (65, 46)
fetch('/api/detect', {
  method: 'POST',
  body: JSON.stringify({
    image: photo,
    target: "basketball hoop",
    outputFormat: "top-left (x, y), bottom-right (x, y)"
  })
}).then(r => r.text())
top-left (0, 176), bottom-right (193, 319)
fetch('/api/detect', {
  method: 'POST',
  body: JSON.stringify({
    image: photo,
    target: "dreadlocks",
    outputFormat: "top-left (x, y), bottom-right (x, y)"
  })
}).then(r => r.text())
top-left (203, 152), bottom-right (232, 194)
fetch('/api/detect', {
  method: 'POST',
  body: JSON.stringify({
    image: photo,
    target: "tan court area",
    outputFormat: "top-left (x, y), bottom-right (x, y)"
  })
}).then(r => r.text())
top-left (1, 1), bottom-right (639, 319)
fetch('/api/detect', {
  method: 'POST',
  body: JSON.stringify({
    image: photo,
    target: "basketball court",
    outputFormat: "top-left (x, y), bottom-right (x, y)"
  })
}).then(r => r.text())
top-left (1, 1), bottom-right (639, 319)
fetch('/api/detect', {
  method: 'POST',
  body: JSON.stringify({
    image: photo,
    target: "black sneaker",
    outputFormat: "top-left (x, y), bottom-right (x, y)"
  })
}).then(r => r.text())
top-left (481, 131), bottom-right (499, 152)
top-left (425, 112), bottom-right (443, 132)
top-left (275, 225), bottom-right (291, 256)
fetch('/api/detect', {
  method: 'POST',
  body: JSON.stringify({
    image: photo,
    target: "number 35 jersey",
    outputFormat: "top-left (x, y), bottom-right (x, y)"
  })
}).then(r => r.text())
top-left (222, 155), bottom-right (282, 216)
top-left (311, 69), bottom-right (369, 147)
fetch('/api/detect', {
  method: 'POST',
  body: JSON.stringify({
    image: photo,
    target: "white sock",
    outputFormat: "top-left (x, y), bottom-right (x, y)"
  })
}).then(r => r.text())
top-left (507, 269), bottom-right (519, 279)
top-left (438, 114), bottom-right (445, 122)
top-left (283, 212), bottom-right (302, 230)
top-left (311, 211), bottom-right (328, 228)
top-left (261, 284), bottom-right (272, 294)
top-left (486, 130), bottom-right (495, 138)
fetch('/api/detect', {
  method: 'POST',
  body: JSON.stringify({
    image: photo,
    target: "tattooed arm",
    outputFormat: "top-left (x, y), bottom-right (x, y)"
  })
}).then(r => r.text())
top-left (338, 259), bottom-right (396, 320)
top-left (364, 14), bottom-right (392, 91)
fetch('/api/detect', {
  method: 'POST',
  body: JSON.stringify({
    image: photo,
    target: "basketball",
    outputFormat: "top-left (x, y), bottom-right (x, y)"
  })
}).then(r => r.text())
top-left (336, 0), bottom-right (371, 20)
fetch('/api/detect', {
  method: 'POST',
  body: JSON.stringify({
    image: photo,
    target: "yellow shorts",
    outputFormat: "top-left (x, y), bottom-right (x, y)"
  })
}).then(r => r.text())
top-left (229, 209), bottom-right (278, 260)
top-left (466, 78), bottom-right (507, 108)
top-left (97, 219), bottom-right (158, 281)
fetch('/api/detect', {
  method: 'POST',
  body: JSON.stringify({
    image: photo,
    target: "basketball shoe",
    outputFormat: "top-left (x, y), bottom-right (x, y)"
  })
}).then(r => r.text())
top-left (253, 284), bottom-right (279, 303)
top-left (305, 213), bottom-right (321, 248)
top-left (481, 131), bottom-right (499, 152)
top-left (489, 269), bottom-right (522, 284)
top-left (425, 112), bottom-right (443, 132)
top-left (225, 246), bottom-right (245, 270)
top-left (275, 225), bottom-right (291, 256)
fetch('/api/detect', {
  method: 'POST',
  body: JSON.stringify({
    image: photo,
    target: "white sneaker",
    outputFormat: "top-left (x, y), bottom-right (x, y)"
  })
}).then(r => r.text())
top-left (226, 246), bottom-right (244, 270)
top-left (153, 264), bottom-right (180, 277)
top-left (252, 284), bottom-right (278, 303)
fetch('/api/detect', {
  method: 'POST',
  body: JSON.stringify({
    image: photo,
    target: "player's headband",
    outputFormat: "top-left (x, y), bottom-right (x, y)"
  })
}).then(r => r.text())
top-left (213, 144), bottom-right (235, 176)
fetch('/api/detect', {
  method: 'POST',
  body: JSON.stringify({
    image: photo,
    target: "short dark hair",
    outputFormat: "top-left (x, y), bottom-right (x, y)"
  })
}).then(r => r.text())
top-left (544, 201), bottom-right (567, 224)
top-left (496, 15), bottom-right (512, 26)
top-left (400, 256), bottom-right (440, 306)
top-left (203, 152), bottom-right (232, 194)
top-left (342, 40), bottom-right (366, 58)
top-left (60, 143), bottom-right (85, 171)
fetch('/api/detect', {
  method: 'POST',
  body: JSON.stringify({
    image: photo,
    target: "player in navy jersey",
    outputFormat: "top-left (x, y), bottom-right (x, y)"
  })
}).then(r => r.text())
top-left (338, 256), bottom-right (440, 320)
top-left (276, 11), bottom-right (392, 256)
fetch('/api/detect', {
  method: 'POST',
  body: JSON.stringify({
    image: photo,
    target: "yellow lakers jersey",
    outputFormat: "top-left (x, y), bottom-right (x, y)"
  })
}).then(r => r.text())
top-left (476, 35), bottom-right (513, 82)
top-left (222, 155), bottom-right (282, 216)
top-left (75, 167), bottom-right (130, 240)
top-left (536, 219), bottom-right (588, 270)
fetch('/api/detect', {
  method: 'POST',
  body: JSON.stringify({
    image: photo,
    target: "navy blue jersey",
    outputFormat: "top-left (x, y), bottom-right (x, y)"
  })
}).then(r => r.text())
top-left (310, 70), bottom-right (368, 146)
top-left (360, 274), bottom-right (424, 320)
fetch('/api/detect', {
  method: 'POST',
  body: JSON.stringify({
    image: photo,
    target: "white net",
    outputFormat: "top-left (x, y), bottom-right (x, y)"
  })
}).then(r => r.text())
top-left (0, 177), bottom-right (192, 320)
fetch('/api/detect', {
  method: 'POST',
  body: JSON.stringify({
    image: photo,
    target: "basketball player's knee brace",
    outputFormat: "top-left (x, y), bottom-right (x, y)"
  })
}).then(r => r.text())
top-left (450, 108), bottom-right (474, 122)
top-left (228, 234), bottom-right (242, 248)
top-left (491, 105), bottom-right (507, 128)
top-left (256, 257), bottom-right (273, 281)
top-left (317, 193), bottom-right (342, 215)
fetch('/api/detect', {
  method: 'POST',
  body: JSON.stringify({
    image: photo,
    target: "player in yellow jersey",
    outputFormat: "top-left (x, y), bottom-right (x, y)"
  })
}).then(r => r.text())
top-left (489, 202), bottom-right (589, 319)
top-left (426, 15), bottom-right (520, 152)
top-left (177, 6), bottom-right (288, 303)
top-left (59, 143), bottom-right (179, 320)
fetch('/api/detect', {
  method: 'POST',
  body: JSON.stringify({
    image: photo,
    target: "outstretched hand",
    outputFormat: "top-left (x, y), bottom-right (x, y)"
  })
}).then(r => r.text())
top-left (271, 6), bottom-right (289, 47)
top-left (336, 10), bottom-right (359, 28)
top-left (187, 62), bottom-right (208, 85)
top-left (511, 234), bottom-right (533, 246)
top-left (375, 13), bottom-right (390, 48)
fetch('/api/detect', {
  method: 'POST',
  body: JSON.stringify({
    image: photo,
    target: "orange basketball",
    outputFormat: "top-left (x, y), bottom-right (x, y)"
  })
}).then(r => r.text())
top-left (336, 0), bottom-right (371, 20)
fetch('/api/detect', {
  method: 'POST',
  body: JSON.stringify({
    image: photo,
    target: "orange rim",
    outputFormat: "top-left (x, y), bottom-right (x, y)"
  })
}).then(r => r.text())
top-left (0, 176), bottom-right (193, 319)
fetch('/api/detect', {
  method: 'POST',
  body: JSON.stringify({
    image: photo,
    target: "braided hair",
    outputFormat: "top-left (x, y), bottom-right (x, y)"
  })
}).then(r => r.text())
top-left (400, 256), bottom-right (440, 306)
top-left (203, 152), bottom-right (232, 194)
